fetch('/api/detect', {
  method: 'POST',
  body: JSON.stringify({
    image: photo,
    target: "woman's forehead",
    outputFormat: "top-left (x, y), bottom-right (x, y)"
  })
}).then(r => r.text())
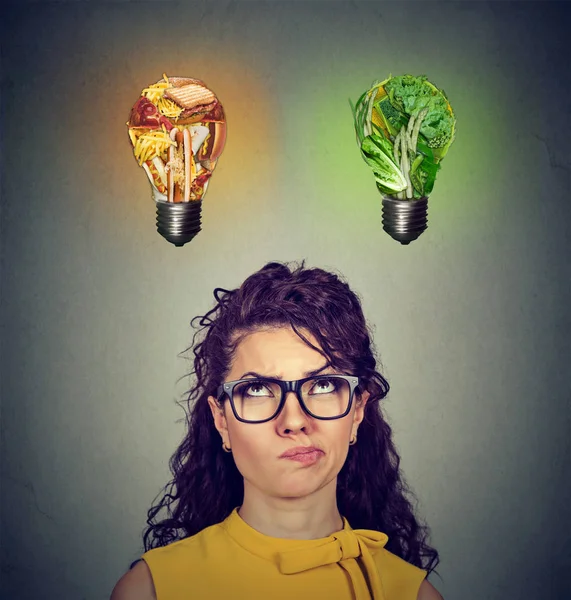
top-left (228, 326), bottom-right (326, 376)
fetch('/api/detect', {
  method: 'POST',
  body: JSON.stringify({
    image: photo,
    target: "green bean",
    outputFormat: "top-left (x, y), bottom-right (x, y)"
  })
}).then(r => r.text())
top-left (412, 108), bottom-right (429, 155)
top-left (406, 114), bottom-right (416, 152)
top-left (393, 130), bottom-right (401, 170)
top-left (401, 131), bottom-right (412, 199)
top-left (397, 132), bottom-right (404, 199)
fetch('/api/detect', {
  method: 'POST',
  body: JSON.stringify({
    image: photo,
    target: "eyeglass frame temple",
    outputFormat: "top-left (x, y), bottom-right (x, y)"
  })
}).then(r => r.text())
top-left (216, 375), bottom-right (360, 423)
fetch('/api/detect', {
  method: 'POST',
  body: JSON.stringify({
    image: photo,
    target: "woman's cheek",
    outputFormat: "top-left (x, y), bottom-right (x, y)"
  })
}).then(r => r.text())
top-left (330, 425), bottom-right (351, 467)
top-left (231, 429), bottom-right (270, 475)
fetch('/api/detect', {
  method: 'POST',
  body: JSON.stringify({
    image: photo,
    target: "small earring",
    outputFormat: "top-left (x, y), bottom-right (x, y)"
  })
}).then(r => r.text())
top-left (222, 442), bottom-right (232, 453)
top-left (349, 435), bottom-right (357, 446)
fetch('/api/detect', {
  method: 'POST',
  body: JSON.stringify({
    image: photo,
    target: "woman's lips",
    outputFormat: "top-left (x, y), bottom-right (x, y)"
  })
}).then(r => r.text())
top-left (281, 450), bottom-right (324, 465)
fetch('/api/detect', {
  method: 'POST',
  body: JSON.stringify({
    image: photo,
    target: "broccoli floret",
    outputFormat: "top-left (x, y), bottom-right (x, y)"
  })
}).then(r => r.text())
top-left (426, 132), bottom-right (452, 149)
top-left (376, 97), bottom-right (405, 136)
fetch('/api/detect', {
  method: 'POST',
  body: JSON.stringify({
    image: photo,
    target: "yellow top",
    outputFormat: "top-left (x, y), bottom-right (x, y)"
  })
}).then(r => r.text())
top-left (142, 508), bottom-right (426, 600)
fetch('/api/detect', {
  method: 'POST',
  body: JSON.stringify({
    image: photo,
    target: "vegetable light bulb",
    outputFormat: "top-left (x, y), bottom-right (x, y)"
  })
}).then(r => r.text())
top-left (351, 74), bottom-right (456, 244)
top-left (127, 74), bottom-right (227, 247)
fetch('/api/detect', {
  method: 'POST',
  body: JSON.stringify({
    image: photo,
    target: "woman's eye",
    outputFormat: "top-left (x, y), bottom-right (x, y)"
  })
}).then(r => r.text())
top-left (311, 378), bottom-right (336, 394)
top-left (245, 383), bottom-right (272, 396)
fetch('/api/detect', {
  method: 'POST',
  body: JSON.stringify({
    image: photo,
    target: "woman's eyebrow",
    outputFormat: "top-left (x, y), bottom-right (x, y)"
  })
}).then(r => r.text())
top-left (238, 364), bottom-right (332, 380)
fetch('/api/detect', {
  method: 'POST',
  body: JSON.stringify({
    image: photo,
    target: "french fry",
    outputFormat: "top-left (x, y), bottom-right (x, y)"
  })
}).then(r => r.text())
top-left (141, 76), bottom-right (183, 119)
top-left (132, 128), bottom-right (175, 165)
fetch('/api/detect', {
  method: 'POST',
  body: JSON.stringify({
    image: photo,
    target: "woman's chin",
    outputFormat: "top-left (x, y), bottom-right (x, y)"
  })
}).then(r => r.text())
top-left (272, 476), bottom-right (331, 499)
top-left (278, 485), bottom-right (318, 498)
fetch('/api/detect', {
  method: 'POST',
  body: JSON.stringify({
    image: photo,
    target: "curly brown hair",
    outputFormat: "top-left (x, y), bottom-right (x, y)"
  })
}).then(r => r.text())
top-left (138, 260), bottom-right (440, 576)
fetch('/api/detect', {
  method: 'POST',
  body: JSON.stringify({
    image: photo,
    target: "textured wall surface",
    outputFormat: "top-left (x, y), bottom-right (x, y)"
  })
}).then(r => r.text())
top-left (1, 1), bottom-right (569, 599)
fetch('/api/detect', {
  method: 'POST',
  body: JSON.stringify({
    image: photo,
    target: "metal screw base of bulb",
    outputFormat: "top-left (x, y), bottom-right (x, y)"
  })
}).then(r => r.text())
top-left (381, 196), bottom-right (428, 245)
top-left (156, 200), bottom-right (202, 247)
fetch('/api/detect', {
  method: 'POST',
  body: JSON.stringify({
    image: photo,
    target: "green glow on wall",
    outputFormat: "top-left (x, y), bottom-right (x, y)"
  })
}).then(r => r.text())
top-left (280, 62), bottom-right (511, 237)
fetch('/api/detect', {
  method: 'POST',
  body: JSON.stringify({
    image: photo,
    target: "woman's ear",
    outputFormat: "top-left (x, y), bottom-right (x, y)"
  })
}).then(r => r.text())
top-left (353, 390), bottom-right (370, 427)
top-left (207, 395), bottom-right (229, 438)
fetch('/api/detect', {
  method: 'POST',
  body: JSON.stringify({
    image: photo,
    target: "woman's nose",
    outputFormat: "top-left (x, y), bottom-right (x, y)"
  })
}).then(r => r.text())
top-left (277, 391), bottom-right (311, 432)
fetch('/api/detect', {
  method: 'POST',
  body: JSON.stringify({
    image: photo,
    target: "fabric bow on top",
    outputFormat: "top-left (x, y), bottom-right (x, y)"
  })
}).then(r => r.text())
top-left (277, 528), bottom-right (389, 600)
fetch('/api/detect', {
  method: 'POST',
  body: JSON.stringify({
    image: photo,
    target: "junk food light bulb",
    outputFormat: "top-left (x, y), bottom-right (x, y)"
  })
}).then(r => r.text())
top-left (127, 74), bottom-right (226, 246)
top-left (351, 74), bottom-right (456, 244)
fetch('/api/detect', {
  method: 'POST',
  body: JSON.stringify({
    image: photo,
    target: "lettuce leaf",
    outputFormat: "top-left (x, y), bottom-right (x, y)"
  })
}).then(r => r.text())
top-left (366, 133), bottom-right (395, 162)
top-left (384, 74), bottom-right (433, 115)
top-left (361, 135), bottom-right (407, 192)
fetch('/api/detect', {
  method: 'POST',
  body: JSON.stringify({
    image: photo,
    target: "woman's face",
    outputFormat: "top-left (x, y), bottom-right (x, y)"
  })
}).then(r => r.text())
top-left (207, 326), bottom-right (369, 500)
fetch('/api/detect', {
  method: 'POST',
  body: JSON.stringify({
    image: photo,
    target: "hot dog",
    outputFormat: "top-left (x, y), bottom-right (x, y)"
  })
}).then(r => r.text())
top-left (142, 156), bottom-right (168, 196)
top-left (167, 128), bottom-right (194, 203)
top-left (184, 129), bottom-right (192, 202)
top-left (196, 122), bottom-right (226, 165)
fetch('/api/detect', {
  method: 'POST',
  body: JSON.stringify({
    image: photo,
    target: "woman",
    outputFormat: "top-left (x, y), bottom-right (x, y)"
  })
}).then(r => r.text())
top-left (111, 261), bottom-right (443, 600)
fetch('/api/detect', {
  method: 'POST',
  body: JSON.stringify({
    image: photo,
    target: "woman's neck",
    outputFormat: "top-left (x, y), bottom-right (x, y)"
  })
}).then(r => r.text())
top-left (237, 480), bottom-right (344, 540)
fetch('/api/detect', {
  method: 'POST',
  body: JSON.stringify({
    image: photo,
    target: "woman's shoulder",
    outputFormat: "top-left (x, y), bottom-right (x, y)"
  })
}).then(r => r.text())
top-left (374, 548), bottom-right (444, 599)
top-left (142, 521), bottom-right (226, 563)
top-left (375, 546), bottom-right (426, 578)
top-left (417, 579), bottom-right (444, 600)
top-left (108, 528), bottom-right (214, 600)
top-left (373, 547), bottom-right (436, 599)
top-left (124, 522), bottom-right (228, 594)
top-left (109, 524), bottom-right (224, 600)
top-left (109, 559), bottom-right (156, 600)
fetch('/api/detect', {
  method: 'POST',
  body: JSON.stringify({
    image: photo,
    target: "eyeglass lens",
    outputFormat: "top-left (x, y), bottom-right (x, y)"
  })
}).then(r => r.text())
top-left (231, 376), bottom-right (351, 421)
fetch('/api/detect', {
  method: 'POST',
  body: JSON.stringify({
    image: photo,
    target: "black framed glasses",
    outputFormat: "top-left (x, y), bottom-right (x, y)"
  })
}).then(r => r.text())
top-left (217, 375), bottom-right (360, 424)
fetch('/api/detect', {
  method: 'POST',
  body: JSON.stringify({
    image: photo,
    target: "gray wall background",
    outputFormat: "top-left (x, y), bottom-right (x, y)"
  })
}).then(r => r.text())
top-left (1, 1), bottom-right (569, 599)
